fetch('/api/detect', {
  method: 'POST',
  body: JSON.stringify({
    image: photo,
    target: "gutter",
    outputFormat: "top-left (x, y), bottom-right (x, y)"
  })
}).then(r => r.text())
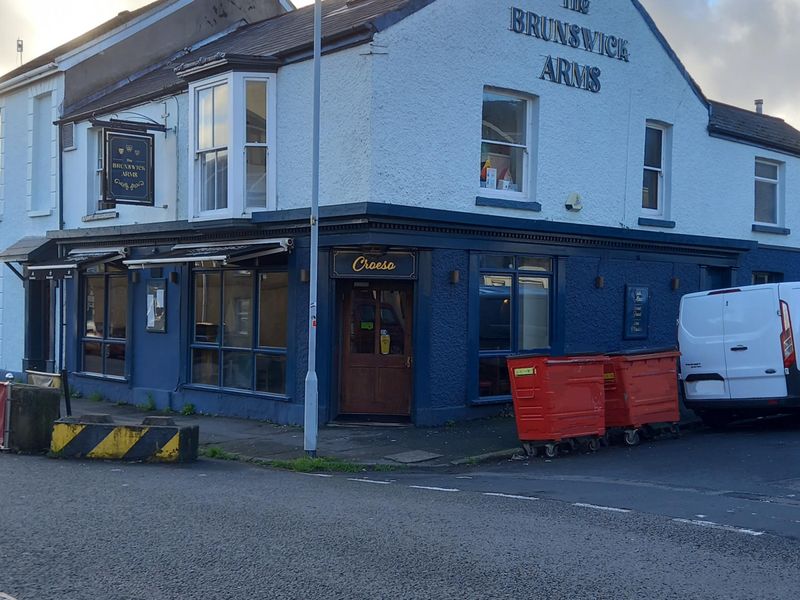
top-left (0, 63), bottom-right (58, 94)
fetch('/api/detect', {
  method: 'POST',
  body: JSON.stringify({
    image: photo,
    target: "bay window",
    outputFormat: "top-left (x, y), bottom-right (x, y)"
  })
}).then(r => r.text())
top-left (190, 72), bottom-right (276, 220)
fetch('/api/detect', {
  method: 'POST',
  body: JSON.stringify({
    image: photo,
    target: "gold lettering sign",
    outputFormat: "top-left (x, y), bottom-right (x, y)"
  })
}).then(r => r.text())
top-left (352, 256), bottom-right (397, 272)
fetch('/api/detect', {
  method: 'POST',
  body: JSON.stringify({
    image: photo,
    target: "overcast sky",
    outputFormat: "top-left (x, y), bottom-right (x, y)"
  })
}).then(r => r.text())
top-left (0, 0), bottom-right (796, 127)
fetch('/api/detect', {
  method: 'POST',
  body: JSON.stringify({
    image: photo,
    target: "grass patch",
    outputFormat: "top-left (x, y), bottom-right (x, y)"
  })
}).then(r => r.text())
top-left (200, 446), bottom-right (240, 461)
top-left (181, 403), bottom-right (196, 416)
top-left (261, 456), bottom-right (362, 473)
top-left (88, 392), bottom-right (104, 403)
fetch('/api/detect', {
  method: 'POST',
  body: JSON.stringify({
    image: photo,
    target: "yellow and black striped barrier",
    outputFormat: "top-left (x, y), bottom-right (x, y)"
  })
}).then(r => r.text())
top-left (50, 416), bottom-right (198, 463)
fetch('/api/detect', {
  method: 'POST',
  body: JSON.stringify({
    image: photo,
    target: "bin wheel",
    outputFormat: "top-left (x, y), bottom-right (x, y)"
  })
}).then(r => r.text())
top-left (669, 423), bottom-right (681, 439)
top-left (624, 429), bottom-right (640, 446)
top-left (544, 444), bottom-right (558, 459)
top-left (523, 443), bottom-right (537, 458)
top-left (587, 438), bottom-right (599, 453)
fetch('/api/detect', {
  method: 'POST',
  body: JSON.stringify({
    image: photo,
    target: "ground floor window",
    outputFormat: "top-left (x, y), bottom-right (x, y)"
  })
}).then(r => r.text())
top-left (191, 269), bottom-right (288, 394)
top-left (477, 255), bottom-right (552, 399)
top-left (81, 265), bottom-right (128, 377)
top-left (752, 271), bottom-right (783, 285)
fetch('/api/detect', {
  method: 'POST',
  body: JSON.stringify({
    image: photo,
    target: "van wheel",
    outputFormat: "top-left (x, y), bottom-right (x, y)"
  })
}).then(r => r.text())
top-left (700, 412), bottom-right (732, 430)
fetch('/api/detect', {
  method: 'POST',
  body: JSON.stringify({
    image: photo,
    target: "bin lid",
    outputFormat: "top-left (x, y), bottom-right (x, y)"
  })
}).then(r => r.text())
top-left (606, 346), bottom-right (678, 357)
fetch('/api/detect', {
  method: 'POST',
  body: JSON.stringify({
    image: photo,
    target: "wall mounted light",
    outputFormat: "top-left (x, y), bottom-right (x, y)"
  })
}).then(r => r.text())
top-left (670, 277), bottom-right (680, 291)
top-left (300, 269), bottom-right (310, 283)
top-left (169, 271), bottom-right (179, 285)
top-left (594, 276), bottom-right (605, 289)
top-left (449, 270), bottom-right (460, 284)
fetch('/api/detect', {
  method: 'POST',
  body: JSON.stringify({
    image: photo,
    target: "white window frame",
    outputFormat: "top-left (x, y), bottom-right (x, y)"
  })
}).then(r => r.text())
top-left (479, 88), bottom-right (533, 201)
top-left (189, 72), bottom-right (277, 222)
top-left (754, 158), bottom-right (782, 226)
top-left (0, 102), bottom-right (5, 221)
top-left (641, 122), bottom-right (670, 218)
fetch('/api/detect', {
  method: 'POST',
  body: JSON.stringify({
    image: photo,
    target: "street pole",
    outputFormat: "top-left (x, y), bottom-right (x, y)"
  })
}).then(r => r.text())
top-left (304, 0), bottom-right (322, 457)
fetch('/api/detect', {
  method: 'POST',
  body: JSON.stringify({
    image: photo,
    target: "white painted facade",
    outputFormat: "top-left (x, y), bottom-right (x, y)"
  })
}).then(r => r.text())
top-left (0, 73), bottom-right (63, 373)
top-left (59, 0), bottom-right (799, 251)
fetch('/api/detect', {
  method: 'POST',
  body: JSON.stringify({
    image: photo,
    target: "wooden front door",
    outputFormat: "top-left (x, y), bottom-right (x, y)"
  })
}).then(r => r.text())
top-left (340, 281), bottom-right (413, 417)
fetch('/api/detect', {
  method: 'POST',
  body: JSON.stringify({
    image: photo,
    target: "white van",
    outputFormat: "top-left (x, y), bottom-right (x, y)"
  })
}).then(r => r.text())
top-left (678, 283), bottom-right (800, 427)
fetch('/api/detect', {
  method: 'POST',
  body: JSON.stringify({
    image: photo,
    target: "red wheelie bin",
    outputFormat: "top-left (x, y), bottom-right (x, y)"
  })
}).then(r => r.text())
top-left (507, 354), bottom-right (607, 458)
top-left (603, 349), bottom-right (681, 445)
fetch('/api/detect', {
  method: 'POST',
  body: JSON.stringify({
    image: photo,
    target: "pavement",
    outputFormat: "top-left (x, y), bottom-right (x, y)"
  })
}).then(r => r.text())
top-left (64, 397), bottom-right (522, 467)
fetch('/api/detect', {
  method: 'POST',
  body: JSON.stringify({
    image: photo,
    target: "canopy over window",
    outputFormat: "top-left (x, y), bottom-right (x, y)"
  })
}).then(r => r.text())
top-left (0, 236), bottom-right (54, 264)
top-left (123, 238), bottom-right (291, 268)
top-left (27, 248), bottom-right (127, 280)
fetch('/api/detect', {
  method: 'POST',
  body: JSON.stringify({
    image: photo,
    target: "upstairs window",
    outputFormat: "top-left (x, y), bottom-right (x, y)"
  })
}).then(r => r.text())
top-left (642, 123), bottom-right (670, 215)
top-left (190, 73), bottom-right (276, 221)
top-left (197, 82), bottom-right (229, 213)
top-left (480, 89), bottom-right (531, 196)
top-left (754, 159), bottom-right (781, 225)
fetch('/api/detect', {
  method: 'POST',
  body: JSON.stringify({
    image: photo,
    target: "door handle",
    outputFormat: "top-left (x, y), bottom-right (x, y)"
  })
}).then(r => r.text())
top-left (406, 356), bottom-right (413, 368)
top-left (730, 345), bottom-right (748, 352)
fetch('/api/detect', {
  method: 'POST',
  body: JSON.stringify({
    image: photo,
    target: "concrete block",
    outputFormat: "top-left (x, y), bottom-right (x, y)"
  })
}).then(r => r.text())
top-left (6, 383), bottom-right (60, 453)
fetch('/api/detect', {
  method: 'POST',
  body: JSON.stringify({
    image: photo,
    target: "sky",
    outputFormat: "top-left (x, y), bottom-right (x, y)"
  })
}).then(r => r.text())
top-left (0, 0), bottom-right (796, 128)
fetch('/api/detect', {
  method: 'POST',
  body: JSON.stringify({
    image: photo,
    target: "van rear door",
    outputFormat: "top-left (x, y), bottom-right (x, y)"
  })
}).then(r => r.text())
top-left (723, 287), bottom-right (786, 400)
top-left (679, 293), bottom-right (729, 401)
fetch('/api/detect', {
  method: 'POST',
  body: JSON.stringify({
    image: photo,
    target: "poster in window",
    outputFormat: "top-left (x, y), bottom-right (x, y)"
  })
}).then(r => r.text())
top-left (146, 279), bottom-right (167, 333)
top-left (623, 284), bottom-right (650, 340)
top-left (105, 130), bottom-right (155, 206)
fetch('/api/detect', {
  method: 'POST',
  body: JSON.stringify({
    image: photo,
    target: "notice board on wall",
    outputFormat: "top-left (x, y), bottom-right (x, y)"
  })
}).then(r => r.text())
top-left (623, 284), bottom-right (650, 340)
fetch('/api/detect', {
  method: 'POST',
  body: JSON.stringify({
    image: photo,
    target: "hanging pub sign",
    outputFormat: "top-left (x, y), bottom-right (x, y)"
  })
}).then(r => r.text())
top-left (332, 250), bottom-right (417, 280)
top-left (104, 130), bottom-right (155, 206)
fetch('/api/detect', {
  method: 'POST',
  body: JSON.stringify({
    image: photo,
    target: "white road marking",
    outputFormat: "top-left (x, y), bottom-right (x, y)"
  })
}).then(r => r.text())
top-left (348, 478), bottom-right (392, 485)
top-left (409, 485), bottom-right (460, 493)
top-left (672, 518), bottom-right (765, 537)
top-left (299, 473), bottom-right (333, 478)
top-left (483, 493), bottom-right (539, 501)
top-left (455, 476), bottom-right (473, 480)
top-left (573, 502), bottom-right (631, 514)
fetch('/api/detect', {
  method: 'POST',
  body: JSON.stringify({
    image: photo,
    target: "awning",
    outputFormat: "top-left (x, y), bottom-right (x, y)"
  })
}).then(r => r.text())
top-left (123, 238), bottom-right (292, 268)
top-left (27, 247), bottom-right (127, 280)
top-left (0, 236), bottom-right (54, 263)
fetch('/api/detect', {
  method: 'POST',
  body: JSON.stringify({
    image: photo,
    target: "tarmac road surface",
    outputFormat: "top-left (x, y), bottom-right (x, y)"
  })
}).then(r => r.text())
top-left (1, 442), bottom-right (799, 600)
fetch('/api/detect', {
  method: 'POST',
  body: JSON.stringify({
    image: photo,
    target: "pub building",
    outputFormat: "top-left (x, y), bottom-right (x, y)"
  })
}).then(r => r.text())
top-left (3, 0), bottom-right (800, 426)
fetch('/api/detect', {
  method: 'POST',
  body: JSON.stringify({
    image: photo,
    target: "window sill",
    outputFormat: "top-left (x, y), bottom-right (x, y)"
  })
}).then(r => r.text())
top-left (27, 209), bottom-right (52, 218)
top-left (638, 217), bottom-right (676, 229)
top-left (82, 211), bottom-right (119, 223)
top-left (183, 383), bottom-right (291, 402)
top-left (476, 196), bottom-right (541, 212)
top-left (73, 372), bottom-right (128, 383)
top-left (752, 224), bottom-right (790, 235)
top-left (469, 394), bottom-right (513, 407)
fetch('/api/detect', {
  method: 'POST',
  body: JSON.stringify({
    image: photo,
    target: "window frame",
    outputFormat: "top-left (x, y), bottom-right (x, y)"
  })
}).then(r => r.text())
top-left (641, 122), bottom-right (670, 218)
top-left (479, 88), bottom-right (534, 201)
top-left (80, 266), bottom-right (129, 379)
top-left (189, 266), bottom-right (289, 397)
top-left (474, 254), bottom-right (555, 404)
top-left (189, 72), bottom-right (277, 221)
top-left (754, 158), bottom-right (782, 226)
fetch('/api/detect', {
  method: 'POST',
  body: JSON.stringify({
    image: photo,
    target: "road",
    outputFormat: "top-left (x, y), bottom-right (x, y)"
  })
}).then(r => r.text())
top-left (1, 417), bottom-right (799, 600)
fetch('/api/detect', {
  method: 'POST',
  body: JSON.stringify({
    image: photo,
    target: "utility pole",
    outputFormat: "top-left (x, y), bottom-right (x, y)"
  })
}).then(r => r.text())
top-left (304, 0), bottom-right (322, 458)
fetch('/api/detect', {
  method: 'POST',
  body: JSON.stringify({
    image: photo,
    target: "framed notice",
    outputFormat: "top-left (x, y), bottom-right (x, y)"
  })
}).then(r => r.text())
top-left (146, 279), bottom-right (167, 333)
top-left (623, 284), bottom-right (650, 340)
top-left (105, 130), bottom-right (155, 206)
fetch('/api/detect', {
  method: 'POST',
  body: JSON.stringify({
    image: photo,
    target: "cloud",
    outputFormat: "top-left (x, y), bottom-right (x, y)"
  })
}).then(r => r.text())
top-left (640, 0), bottom-right (800, 128)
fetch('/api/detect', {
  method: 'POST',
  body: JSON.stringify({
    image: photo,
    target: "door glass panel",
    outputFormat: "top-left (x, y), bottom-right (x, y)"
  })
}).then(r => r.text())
top-left (480, 275), bottom-right (512, 350)
top-left (223, 270), bottom-right (253, 348)
top-left (519, 277), bottom-right (550, 350)
top-left (379, 290), bottom-right (406, 355)
top-left (350, 289), bottom-right (376, 354)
